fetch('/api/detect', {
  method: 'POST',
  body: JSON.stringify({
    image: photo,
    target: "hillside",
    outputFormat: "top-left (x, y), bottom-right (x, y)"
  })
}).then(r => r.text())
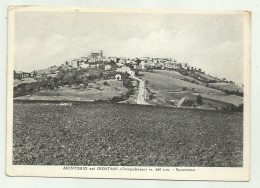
top-left (141, 71), bottom-right (243, 110)
top-left (142, 72), bottom-right (221, 93)
top-left (13, 63), bottom-right (243, 111)
top-left (13, 66), bottom-right (137, 102)
top-left (209, 82), bottom-right (243, 93)
top-left (14, 80), bottom-right (128, 102)
top-left (153, 69), bottom-right (203, 85)
top-left (14, 78), bottom-right (36, 87)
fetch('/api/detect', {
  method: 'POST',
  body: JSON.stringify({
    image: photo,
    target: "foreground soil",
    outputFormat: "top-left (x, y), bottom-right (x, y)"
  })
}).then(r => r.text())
top-left (13, 102), bottom-right (243, 167)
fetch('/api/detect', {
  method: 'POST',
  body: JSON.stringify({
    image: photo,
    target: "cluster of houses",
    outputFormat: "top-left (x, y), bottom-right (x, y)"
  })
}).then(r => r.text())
top-left (14, 50), bottom-right (218, 82)
top-left (58, 50), bottom-right (202, 74)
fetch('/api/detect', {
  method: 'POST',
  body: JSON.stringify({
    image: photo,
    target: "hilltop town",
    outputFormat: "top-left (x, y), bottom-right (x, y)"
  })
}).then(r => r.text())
top-left (13, 50), bottom-right (243, 111)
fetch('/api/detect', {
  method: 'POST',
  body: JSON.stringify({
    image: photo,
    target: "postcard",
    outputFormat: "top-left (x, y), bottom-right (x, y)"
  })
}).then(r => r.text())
top-left (6, 6), bottom-right (251, 181)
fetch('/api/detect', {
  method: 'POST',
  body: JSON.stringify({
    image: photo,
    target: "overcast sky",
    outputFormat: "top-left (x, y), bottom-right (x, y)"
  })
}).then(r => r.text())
top-left (14, 11), bottom-right (244, 84)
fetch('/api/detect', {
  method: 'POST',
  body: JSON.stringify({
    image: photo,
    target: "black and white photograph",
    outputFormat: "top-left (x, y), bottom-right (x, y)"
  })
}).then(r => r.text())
top-left (6, 6), bottom-right (251, 181)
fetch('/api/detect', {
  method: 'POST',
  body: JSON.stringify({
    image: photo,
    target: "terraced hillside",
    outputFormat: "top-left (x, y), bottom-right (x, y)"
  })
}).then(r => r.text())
top-left (209, 82), bottom-right (243, 93)
top-left (143, 72), bottom-right (221, 93)
top-left (141, 71), bottom-right (243, 109)
top-left (153, 70), bottom-right (203, 84)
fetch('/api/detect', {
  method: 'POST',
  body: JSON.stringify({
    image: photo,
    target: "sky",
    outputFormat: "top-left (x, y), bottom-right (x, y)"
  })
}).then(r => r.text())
top-left (14, 10), bottom-right (245, 85)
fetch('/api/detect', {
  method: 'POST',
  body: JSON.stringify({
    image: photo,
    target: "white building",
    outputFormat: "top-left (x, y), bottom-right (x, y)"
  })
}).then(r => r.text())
top-left (109, 57), bottom-right (118, 62)
top-left (69, 60), bottom-right (78, 68)
top-left (115, 74), bottom-right (122, 80)
top-left (105, 64), bottom-right (112, 70)
top-left (116, 62), bottom-right (125, 67)
top-left (102, 58), bottom-right (111, 63)
top-left (80, 62), bottom-right (90, 69)
top-left (90, 64), bottom-right (100, 69)
top-left (140, 61), bottom-right (146, 70)
top-left (126, 60), bottom-right (134, 64)
top-left (88, 58), bottom-right (96, 63)
top-left (116, 65), bottom-right (135, 76)
top-left (116, 66), bottom-right (131, 73)
top-left (121, 66), bottom-right (131, 73)
top-left (118, 59), bottom-right (126, 64)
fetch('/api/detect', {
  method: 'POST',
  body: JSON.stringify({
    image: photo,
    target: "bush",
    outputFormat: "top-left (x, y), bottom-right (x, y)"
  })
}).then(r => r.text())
top-left (182, 99), bottom-right (195, 107)
top-left (231, 104), bottom-right (243, 112)
top-left (237, 104), bottom-right (243, 112)
top-left (197, 94), bottom-right (203, 105)
top-left (110, 95), bottom-right (126, 103)
top-left (83, 80), bottom-right (88, 87)
top-left (123, 78), bottom-right (132, 88)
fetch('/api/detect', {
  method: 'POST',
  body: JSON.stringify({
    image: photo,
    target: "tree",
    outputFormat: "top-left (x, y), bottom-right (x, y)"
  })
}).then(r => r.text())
top-left (135, 58), bottom-right (141, 66)
top-left (98, 72), bottom-right (103, 79)
top-left (135, 70), bottom-right (139, 76)
top-left (83, 80), bottom-right (88, 87)
top-left (62, 73), bottom-right (74, 85)
top-left (197, 94), bottom-right (203, 105)
top-left (123, 78), bottom-right (132, 88)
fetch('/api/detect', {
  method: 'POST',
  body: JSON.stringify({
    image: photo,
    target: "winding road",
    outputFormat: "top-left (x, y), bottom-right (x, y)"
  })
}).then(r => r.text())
top-left (131, 76), bottom-right (148, 105)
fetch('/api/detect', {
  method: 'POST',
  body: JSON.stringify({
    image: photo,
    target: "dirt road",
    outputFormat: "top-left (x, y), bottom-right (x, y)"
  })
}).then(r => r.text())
top-left (131, 76), bottom-right (148, 105)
